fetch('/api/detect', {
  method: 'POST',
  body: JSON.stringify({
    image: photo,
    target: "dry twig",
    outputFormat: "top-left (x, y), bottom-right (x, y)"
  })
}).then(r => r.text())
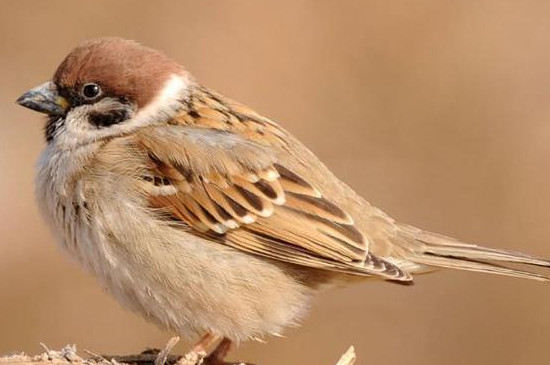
top-left (0, 343), bottom-right (357, 365)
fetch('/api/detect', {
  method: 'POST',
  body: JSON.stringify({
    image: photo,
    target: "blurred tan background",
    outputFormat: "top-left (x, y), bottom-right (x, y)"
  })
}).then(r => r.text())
top-left (2, 1), bottom-right (550, 364)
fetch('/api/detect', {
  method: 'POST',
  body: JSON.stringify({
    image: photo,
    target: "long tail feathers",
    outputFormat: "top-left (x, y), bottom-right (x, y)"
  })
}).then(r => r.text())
top-left (397, 224), bottom-right (550, 282)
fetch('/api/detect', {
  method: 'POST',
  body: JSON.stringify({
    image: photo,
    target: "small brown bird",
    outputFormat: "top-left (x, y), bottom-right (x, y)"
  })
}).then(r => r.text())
top-left (16, 38), bottom-right (550, 361)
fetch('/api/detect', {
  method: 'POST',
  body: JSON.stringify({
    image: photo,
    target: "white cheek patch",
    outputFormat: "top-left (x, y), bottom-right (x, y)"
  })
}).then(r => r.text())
top-left (132, 74), bottom-right (189, 125)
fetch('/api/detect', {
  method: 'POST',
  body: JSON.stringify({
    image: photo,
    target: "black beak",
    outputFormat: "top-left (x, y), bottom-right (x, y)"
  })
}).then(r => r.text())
top-left (16, 81), bottom-right (69, 116)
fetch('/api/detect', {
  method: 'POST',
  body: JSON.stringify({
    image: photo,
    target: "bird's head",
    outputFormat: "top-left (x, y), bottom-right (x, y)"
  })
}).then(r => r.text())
top-left (17, 37), bottom-right (191, 147)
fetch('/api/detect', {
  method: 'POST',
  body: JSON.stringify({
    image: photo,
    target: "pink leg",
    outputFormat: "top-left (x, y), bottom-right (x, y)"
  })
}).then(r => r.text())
top-left (191, 333), bottom-right (221, 354)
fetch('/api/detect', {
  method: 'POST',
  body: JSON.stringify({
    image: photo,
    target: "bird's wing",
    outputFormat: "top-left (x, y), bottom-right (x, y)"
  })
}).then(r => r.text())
top-left (131, 125), bottom-right (411, 281)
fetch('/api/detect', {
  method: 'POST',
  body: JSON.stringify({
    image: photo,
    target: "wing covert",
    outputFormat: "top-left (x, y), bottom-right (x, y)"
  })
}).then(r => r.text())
top-left (133, 125), bottom-right (411, 281)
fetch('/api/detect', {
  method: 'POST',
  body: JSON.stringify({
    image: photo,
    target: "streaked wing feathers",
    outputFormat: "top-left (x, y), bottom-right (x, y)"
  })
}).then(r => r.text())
top-left (135, 125), bottom-right (410, 281)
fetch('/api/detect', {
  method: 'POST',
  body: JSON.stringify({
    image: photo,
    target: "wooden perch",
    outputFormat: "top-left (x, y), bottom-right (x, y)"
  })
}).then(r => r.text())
top-left (0, 342), bottom-right (356, 365)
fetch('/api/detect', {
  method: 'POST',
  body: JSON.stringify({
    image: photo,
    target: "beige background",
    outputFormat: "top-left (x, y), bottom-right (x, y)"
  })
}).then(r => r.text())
top-left (2, 1), bottom-right (550, 364)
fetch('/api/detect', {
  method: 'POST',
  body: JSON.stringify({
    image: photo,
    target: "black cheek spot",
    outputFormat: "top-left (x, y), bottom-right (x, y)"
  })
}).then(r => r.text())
top-left (89, 109), bottom-right (130, 128)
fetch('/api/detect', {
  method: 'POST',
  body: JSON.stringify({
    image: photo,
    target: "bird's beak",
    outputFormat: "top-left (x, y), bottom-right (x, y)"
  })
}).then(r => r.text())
top-left (16, 81), bottom-right (69, 116)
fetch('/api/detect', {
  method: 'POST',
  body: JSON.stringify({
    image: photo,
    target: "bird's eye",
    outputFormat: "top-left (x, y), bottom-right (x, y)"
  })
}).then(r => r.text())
top-left (81, 83), bottom-right (102, 100)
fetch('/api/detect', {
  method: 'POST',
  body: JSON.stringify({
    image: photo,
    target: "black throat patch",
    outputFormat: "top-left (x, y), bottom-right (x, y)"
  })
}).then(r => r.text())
top-left (44, 116), bottom-right (65, 142)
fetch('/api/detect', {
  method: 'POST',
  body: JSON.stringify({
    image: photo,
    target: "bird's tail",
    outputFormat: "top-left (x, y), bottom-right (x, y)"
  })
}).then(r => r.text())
top-left (396, 224), bottom-right (550, 282)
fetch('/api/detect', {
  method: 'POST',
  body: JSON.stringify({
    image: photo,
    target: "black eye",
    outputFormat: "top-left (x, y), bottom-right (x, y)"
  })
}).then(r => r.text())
top-left (81, 83), bottom-right (102, 100)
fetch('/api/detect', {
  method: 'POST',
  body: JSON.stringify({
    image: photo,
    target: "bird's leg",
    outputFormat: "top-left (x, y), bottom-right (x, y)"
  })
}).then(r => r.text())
top-left (203, 338), bottom-right (231, 364)
top-left (191, 332), bottom-right (221, 354)
top-left (203, 338), bottom-right (254, 365)
top-left (175, 333), bottom-right (222, 365)
top-left (177, 334), bottom-right (254, 365)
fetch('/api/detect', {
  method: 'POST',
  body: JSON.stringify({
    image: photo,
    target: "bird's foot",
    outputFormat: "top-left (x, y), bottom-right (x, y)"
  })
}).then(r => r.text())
top-left (173, 335), bottom-right (255, 365)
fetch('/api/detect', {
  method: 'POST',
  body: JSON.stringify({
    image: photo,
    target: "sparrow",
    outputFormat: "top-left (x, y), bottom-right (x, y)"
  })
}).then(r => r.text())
top-left (16, 38), bottom-right (550, 362)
